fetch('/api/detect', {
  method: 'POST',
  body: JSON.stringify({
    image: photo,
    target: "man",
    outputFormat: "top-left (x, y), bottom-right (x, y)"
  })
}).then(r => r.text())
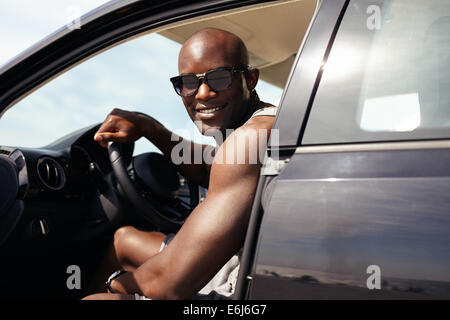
top-left (85, 28), bottom-right (277, 300)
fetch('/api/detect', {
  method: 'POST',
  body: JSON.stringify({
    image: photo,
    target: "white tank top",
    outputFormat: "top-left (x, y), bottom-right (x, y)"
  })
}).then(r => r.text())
top-left (249, 105), bottom-right (278, 118)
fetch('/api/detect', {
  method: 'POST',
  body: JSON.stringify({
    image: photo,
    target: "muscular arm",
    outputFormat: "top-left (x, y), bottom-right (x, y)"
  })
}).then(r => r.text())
top-left (110, 116), bottom-right (274, 299)
top-left (94, 108), bottom-right (211, 187)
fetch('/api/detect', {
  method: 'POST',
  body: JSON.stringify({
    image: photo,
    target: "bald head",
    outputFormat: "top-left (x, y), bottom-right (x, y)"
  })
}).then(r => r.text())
top-left (175, 28), bottom-right (260, 135)
top-left (178, 28), bottom-right (249, 72)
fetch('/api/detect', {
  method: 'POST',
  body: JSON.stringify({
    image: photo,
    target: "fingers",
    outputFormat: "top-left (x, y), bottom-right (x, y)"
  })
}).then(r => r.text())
top-left (94, 136), bottom-right (108, 148)
top-left (94, 109), bottom-right (134, 148)
top-left (94, 119), bottom-right (117, 148)
top-left (94, 130), bottom-right (130, 148)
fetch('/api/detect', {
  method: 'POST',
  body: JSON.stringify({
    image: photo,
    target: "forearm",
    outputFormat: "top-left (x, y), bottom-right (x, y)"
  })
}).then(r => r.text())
top-left (110, 255), bottom-right (174, 299)
top-left (141, 116), bottom-right (211, 187)
top-left (119, 184), bottom-right (255, 299)
top-left (94, 109), bottom-right (211, 186)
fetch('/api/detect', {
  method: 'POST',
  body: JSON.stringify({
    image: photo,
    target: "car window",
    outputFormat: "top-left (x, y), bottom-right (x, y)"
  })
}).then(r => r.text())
top-left (303, 0), bottom-right (450, 145)
top-left (0, 32), bottom-right (282, 155)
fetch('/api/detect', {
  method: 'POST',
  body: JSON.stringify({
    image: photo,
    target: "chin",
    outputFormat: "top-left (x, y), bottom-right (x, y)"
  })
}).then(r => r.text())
top-left (201, 124), bottom-right (223, 136)
top-left (194, 121), bottom-right (225, 138)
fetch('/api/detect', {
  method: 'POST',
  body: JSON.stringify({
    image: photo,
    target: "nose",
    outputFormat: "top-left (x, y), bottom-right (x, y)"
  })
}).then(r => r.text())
top-left (195, 79), bottom-right (217, 100)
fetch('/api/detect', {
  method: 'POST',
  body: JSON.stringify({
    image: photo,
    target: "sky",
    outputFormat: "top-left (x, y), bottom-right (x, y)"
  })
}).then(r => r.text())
top-left (0, 0), bottom-right (110, 66)
top-left (0, 0), bottom-right (284, 154)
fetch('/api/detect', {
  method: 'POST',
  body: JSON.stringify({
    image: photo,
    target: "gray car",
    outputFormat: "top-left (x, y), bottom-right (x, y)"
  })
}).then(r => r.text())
top-left (0, 0), bottom-right (449, 300)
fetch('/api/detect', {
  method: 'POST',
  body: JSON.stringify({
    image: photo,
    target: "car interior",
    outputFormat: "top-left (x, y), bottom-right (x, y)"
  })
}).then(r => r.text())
top-left (0, 0), bottom-right (317, 299)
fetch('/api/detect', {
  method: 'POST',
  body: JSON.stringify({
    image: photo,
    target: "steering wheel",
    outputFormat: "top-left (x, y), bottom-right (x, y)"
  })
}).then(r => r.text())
top-left (108, 141), bottom-right (199, 233)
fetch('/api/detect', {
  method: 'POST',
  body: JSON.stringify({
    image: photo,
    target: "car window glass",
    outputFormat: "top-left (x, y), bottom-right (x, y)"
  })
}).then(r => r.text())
top-left (303, 0), bottom-right (450, 145)
top-left (0, 33), bottom-right (282, 155)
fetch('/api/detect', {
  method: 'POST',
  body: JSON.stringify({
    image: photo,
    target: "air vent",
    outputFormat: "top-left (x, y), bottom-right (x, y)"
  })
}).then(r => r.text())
top-left (37, 157), bottom-right (65, 190)
top-left (0, 149), bottom-right (11, 156)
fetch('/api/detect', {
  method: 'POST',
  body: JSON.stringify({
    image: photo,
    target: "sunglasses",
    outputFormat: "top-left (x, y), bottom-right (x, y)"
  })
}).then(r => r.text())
top-left (170, 66), bottom-right (249, 97)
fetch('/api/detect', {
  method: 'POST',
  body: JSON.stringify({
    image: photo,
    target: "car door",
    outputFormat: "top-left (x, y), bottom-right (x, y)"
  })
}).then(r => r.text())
top-left (237, 0), bottom-right (450, 299)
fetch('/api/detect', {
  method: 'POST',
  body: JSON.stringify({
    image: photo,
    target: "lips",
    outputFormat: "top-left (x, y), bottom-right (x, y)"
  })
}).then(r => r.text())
top-left (194, 103), bottom-right (227, 118)
top-left (196, 103), bottom-right (227, 113)
top-left (197, 106), bottom-right (223, 114)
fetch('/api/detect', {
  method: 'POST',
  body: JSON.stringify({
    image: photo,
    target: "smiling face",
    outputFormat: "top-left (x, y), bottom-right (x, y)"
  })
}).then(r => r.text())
top-left (177, 29), bottom-right (258, 136)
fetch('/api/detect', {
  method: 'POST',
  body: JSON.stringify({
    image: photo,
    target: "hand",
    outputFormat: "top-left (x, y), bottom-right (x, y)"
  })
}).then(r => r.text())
top-left (94, 108), bottom-right (153, 148)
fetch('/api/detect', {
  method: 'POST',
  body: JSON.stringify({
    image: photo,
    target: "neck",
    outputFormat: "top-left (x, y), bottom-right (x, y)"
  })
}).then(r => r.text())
top-left (237, 91), bottom-right (262, 127)
top-left (215, 92), bottom-right (263, 142)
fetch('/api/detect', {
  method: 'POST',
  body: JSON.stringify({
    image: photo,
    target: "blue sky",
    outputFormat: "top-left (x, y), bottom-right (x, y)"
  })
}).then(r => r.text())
top-left (0, 0), bottom-right (109, 66)
top-left (0, 0), bottom-right (283, 154)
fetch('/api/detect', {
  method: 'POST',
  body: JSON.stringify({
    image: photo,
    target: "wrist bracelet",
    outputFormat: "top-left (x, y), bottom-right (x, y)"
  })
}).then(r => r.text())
top-left (106, 269), bottom-right (128, 293)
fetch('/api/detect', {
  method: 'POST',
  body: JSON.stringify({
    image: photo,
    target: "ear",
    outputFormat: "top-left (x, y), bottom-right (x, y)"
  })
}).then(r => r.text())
top-left (245, 68), bottom-right (259, 92)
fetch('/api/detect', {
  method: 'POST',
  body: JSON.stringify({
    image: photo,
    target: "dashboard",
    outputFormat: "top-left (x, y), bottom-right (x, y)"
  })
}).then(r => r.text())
top-left (0, 125), bottom-right (119, 199)
top-left (0, 124), bottom-right (133, 249)
top-left (0, 122), bottom-right (197, 254)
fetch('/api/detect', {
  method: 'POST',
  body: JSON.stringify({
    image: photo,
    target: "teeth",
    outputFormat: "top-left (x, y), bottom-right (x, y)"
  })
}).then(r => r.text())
top-left (197, 106), bottom-right (223, 114)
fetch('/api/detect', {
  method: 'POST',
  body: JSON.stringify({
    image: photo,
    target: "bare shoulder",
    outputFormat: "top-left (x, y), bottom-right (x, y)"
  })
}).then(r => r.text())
top-left (242, 113), bottom-right (276, 132)
top-left (242, 102), bottom-right (278, 132)
top-left (227, 105), bottom-right (277, 152)
top-left (206, 113), bottom-right (276, 195)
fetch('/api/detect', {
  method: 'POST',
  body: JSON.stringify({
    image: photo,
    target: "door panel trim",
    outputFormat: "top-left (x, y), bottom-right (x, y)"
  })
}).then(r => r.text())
top-left (296, 140), bottom-right (450, 154)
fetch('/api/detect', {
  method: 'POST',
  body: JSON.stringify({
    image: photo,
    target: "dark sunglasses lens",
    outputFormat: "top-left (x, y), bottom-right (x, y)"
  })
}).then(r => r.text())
top-left (171, 77), bottom-right (183, 96)
top-left (207, 69), bottom-right (233, 91)
top-left (179, 75), bottom-right (199, 96)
